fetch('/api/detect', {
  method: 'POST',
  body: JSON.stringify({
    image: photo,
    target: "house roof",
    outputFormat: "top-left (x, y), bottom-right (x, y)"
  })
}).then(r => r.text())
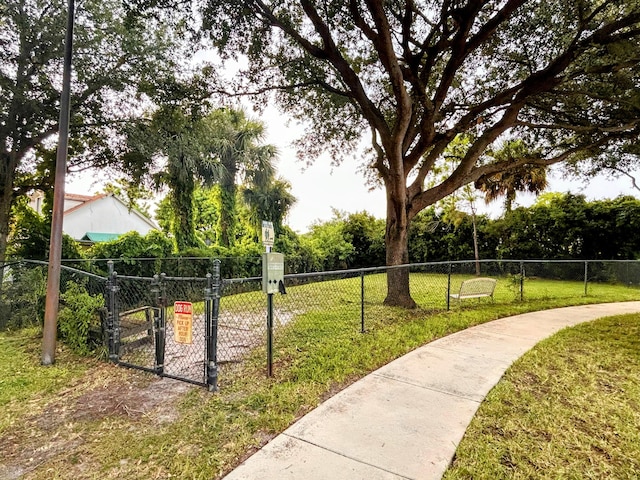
top-left (63, 193), bottom-right (158, 230)
top-left (64, 193), bottom-right (96, 203)
top-left (64, 193), bottom-right (108, 214)
top-left (81, 232), bottom-right (122, 242)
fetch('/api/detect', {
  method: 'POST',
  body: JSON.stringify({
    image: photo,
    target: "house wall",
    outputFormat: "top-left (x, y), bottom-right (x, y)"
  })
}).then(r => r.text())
top-left (27, 191), bottom-right (46, 214)
top-left (63, 195), bottom-right (157, 240)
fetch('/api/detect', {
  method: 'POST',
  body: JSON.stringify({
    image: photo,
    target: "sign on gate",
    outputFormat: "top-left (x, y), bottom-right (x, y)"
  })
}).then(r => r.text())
top-left (174, 301), bottom-right (193, 344)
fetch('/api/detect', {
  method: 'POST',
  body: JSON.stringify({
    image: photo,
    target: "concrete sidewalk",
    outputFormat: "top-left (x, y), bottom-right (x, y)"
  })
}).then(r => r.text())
top-left (222, 302), bottom-right (640, 480)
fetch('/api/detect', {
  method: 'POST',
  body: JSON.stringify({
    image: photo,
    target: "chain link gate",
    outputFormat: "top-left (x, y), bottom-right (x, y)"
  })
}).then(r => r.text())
top-left (105, 260), bottom-right (221, 390)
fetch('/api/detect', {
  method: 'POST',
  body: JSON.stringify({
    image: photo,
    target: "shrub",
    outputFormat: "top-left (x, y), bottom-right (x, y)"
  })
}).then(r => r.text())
top-left (57, 281), bottom-right (105, 355)
top-left (0, 264), bottom-right (47, 330)
top-left (87, 230), bottom-right (173, 276)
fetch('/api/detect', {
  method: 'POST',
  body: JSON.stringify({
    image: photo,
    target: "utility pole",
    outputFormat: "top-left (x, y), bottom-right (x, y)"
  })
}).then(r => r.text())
top-left (42, 0), bottom-right (75, 365)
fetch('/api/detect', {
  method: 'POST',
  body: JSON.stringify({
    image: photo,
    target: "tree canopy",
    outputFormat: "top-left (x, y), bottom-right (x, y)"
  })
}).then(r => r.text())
top-left (201, 0), bottom-right (640, 306)
top-left (0, 0), bottom-right (192, 265)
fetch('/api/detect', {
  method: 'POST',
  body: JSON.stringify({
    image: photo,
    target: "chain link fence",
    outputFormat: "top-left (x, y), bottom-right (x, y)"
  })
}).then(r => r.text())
top-left (2, 258), bottom-right (640, 387)
top-left (0, 260), bottom-right (106, 331)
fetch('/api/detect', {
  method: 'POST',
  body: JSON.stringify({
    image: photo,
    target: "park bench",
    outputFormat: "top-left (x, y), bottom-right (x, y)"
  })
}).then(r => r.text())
top-left (449, 277), bottom-right (497, 306)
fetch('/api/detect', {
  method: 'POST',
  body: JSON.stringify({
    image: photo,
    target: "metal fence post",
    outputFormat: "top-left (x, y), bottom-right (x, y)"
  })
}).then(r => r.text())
top-left (267, 292), bottom-right (274, 377)
top-left (584, 261), bottom-right (588, 296)
top-left (106, 260), bottom-right (120, 363)
top-left (520, 261), bottom-right (525, 302)
top-left (446, 262), bottom-right (452, 311)
top-left (152, 274), bottom-right (166, 375)
top-left (360, 271), bottom-right (365, 333)
top-left (205, 260), bottom-right (221, 392)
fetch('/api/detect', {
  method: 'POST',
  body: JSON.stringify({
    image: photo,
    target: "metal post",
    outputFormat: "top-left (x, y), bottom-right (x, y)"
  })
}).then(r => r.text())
top-left (106, 261), bottom-right (120, 362)
top-left (584, 261), bottom-right (588, 296)
top-left (206, 260), bottom-right (221, 392)
top-left (360, 271), bottom-right (365, 333)
top-left (152, 274), bottom-right (166, 375)
top-left (41, 0), bottom-right (75, 365)
top-left (520, 262), bottom-right (525, 302)
top-left (267, 293), bottom-right (274, 377)
top-left (446, 262), bottom-right (452, 311)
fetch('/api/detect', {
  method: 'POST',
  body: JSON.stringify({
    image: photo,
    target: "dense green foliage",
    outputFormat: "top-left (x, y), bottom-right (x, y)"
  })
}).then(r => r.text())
top-left (492, 194), bottom-right (640, 260)
top-left (8, 191), bottom-right (640, 280)
top-left (6, 191), bottom-right (633, 279)
top-left (411, 194), bottom-right (640, 262)
top-left (0, 0), bottom-right (193, 268)
top-left (8, 200), bottom-right (82, 261)
top-left (0, 265), bottom-right (47, 331)
top-left (57, 282), bottom-right (105, 355)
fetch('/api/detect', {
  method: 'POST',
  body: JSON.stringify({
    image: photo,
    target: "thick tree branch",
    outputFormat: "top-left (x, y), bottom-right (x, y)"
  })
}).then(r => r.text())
top-left (212, 80), bottom-right (351, 98)
top-left (515, 120), bottom-right (640, 134)
top-left (362, 0), bottom-right (412, 149)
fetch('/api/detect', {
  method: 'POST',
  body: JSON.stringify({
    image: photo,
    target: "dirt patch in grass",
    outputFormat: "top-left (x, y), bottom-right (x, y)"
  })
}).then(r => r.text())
top-left (0, 363), bottom-right (193, 480)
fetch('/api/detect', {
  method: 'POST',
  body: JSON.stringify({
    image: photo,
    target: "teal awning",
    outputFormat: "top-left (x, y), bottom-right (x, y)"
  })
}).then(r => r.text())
top-left (81, 232), bottom-right (121, 242)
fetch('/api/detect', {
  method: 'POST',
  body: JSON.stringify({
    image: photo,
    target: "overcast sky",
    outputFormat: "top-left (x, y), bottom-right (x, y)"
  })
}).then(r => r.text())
top-left (68, 105), bottom-right (640, 234)
top-left (257, 106), bottom-right (640, 232)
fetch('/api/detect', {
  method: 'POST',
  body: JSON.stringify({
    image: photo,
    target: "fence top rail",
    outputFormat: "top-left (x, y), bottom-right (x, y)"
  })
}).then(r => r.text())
top-left (223, 276), bottom-right (261, 284)
top-left (7, 258), bottom-right (640, 286)
top-left (3, 259), bottom-right (107, 281)
top-left (60, 256), bottom-right (261, 263)
top-left (117, 274), bottom-right (156, 282)
top-left (116, 274), bottom-right (210, 282)
top-left (160, 275), bottom-right (209, 282)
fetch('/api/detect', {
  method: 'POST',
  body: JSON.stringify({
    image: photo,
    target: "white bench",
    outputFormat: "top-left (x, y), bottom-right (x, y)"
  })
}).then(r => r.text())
top-left (449, 277), bottom-right (497, 305)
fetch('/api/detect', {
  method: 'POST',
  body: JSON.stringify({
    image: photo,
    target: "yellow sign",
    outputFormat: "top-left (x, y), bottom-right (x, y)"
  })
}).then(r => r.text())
top-left (174, 301), bottom-right (193, 344)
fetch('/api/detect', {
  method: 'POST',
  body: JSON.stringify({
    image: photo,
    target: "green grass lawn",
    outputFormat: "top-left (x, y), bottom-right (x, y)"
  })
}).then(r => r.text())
top-left (1, 275), bottom-right (639, 479)
top-left (444, 313), bottom-right (640, 479)
top-left (0, 328), bottom-right (91, 434)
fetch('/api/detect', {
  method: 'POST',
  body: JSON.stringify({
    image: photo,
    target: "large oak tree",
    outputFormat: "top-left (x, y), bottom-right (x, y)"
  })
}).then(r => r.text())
top-left (201, 0), bottom-right (640, 307)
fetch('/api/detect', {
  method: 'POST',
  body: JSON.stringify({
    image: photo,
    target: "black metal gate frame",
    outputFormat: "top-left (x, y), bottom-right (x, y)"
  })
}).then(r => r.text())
top-left (104, 260), bottom-right (222, 391)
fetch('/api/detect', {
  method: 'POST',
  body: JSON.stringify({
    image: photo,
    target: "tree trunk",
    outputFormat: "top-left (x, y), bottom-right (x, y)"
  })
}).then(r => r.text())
top-left (383, 196), bottom-right (417, 309)
top-left (217, 158), bottom-right (237, 248)
top-left (0, 197), bottom-right (11, 287)
top-left (470, 203), bottom-right (481, 276)
top-left (170, 157), bottom-right (197, 251)
top-left (217, 185), bottom-right (236, 248)
top-left (0, 152), bottom-right (18, 287)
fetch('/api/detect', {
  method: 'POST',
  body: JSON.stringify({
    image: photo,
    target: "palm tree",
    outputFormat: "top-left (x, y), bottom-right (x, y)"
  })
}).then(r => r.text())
top-left (475, 140), bottom-right (548, 213)
top-left (124, 105), bottom-right (222, 251)
top-left (125, 106), bottom-right (279, 250)
top-left (242, 178), bottom-right (297, 240)
top-left (207, 109), bottom-right (277, 247)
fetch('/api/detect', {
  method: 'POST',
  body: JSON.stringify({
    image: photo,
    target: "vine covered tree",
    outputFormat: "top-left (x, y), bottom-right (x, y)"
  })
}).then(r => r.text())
top-left (126, 107), bottom-right (279, 250)
top-left (125, 100), bottom-right (222, 251)
top-left (201, 0), bottom-right (640, 307)
top-left (208, 109), bottom-right (277, 247)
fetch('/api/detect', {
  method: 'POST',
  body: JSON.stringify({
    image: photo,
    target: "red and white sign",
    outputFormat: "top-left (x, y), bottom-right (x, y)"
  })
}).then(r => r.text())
top-left (174, 301), bottom-right (193, 344)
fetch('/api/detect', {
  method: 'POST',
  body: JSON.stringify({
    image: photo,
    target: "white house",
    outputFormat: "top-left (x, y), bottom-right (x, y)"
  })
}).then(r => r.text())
top-left (28, 191), bottom-right (159, 243)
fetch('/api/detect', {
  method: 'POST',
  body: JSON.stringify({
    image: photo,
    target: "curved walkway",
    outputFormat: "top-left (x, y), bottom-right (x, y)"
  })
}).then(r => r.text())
top-left (222, 302), bottom-right (640, 480)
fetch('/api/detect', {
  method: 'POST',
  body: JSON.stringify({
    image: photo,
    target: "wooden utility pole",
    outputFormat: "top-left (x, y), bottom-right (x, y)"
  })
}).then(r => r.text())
top-left (42, 0), bottom-right (75, 365)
